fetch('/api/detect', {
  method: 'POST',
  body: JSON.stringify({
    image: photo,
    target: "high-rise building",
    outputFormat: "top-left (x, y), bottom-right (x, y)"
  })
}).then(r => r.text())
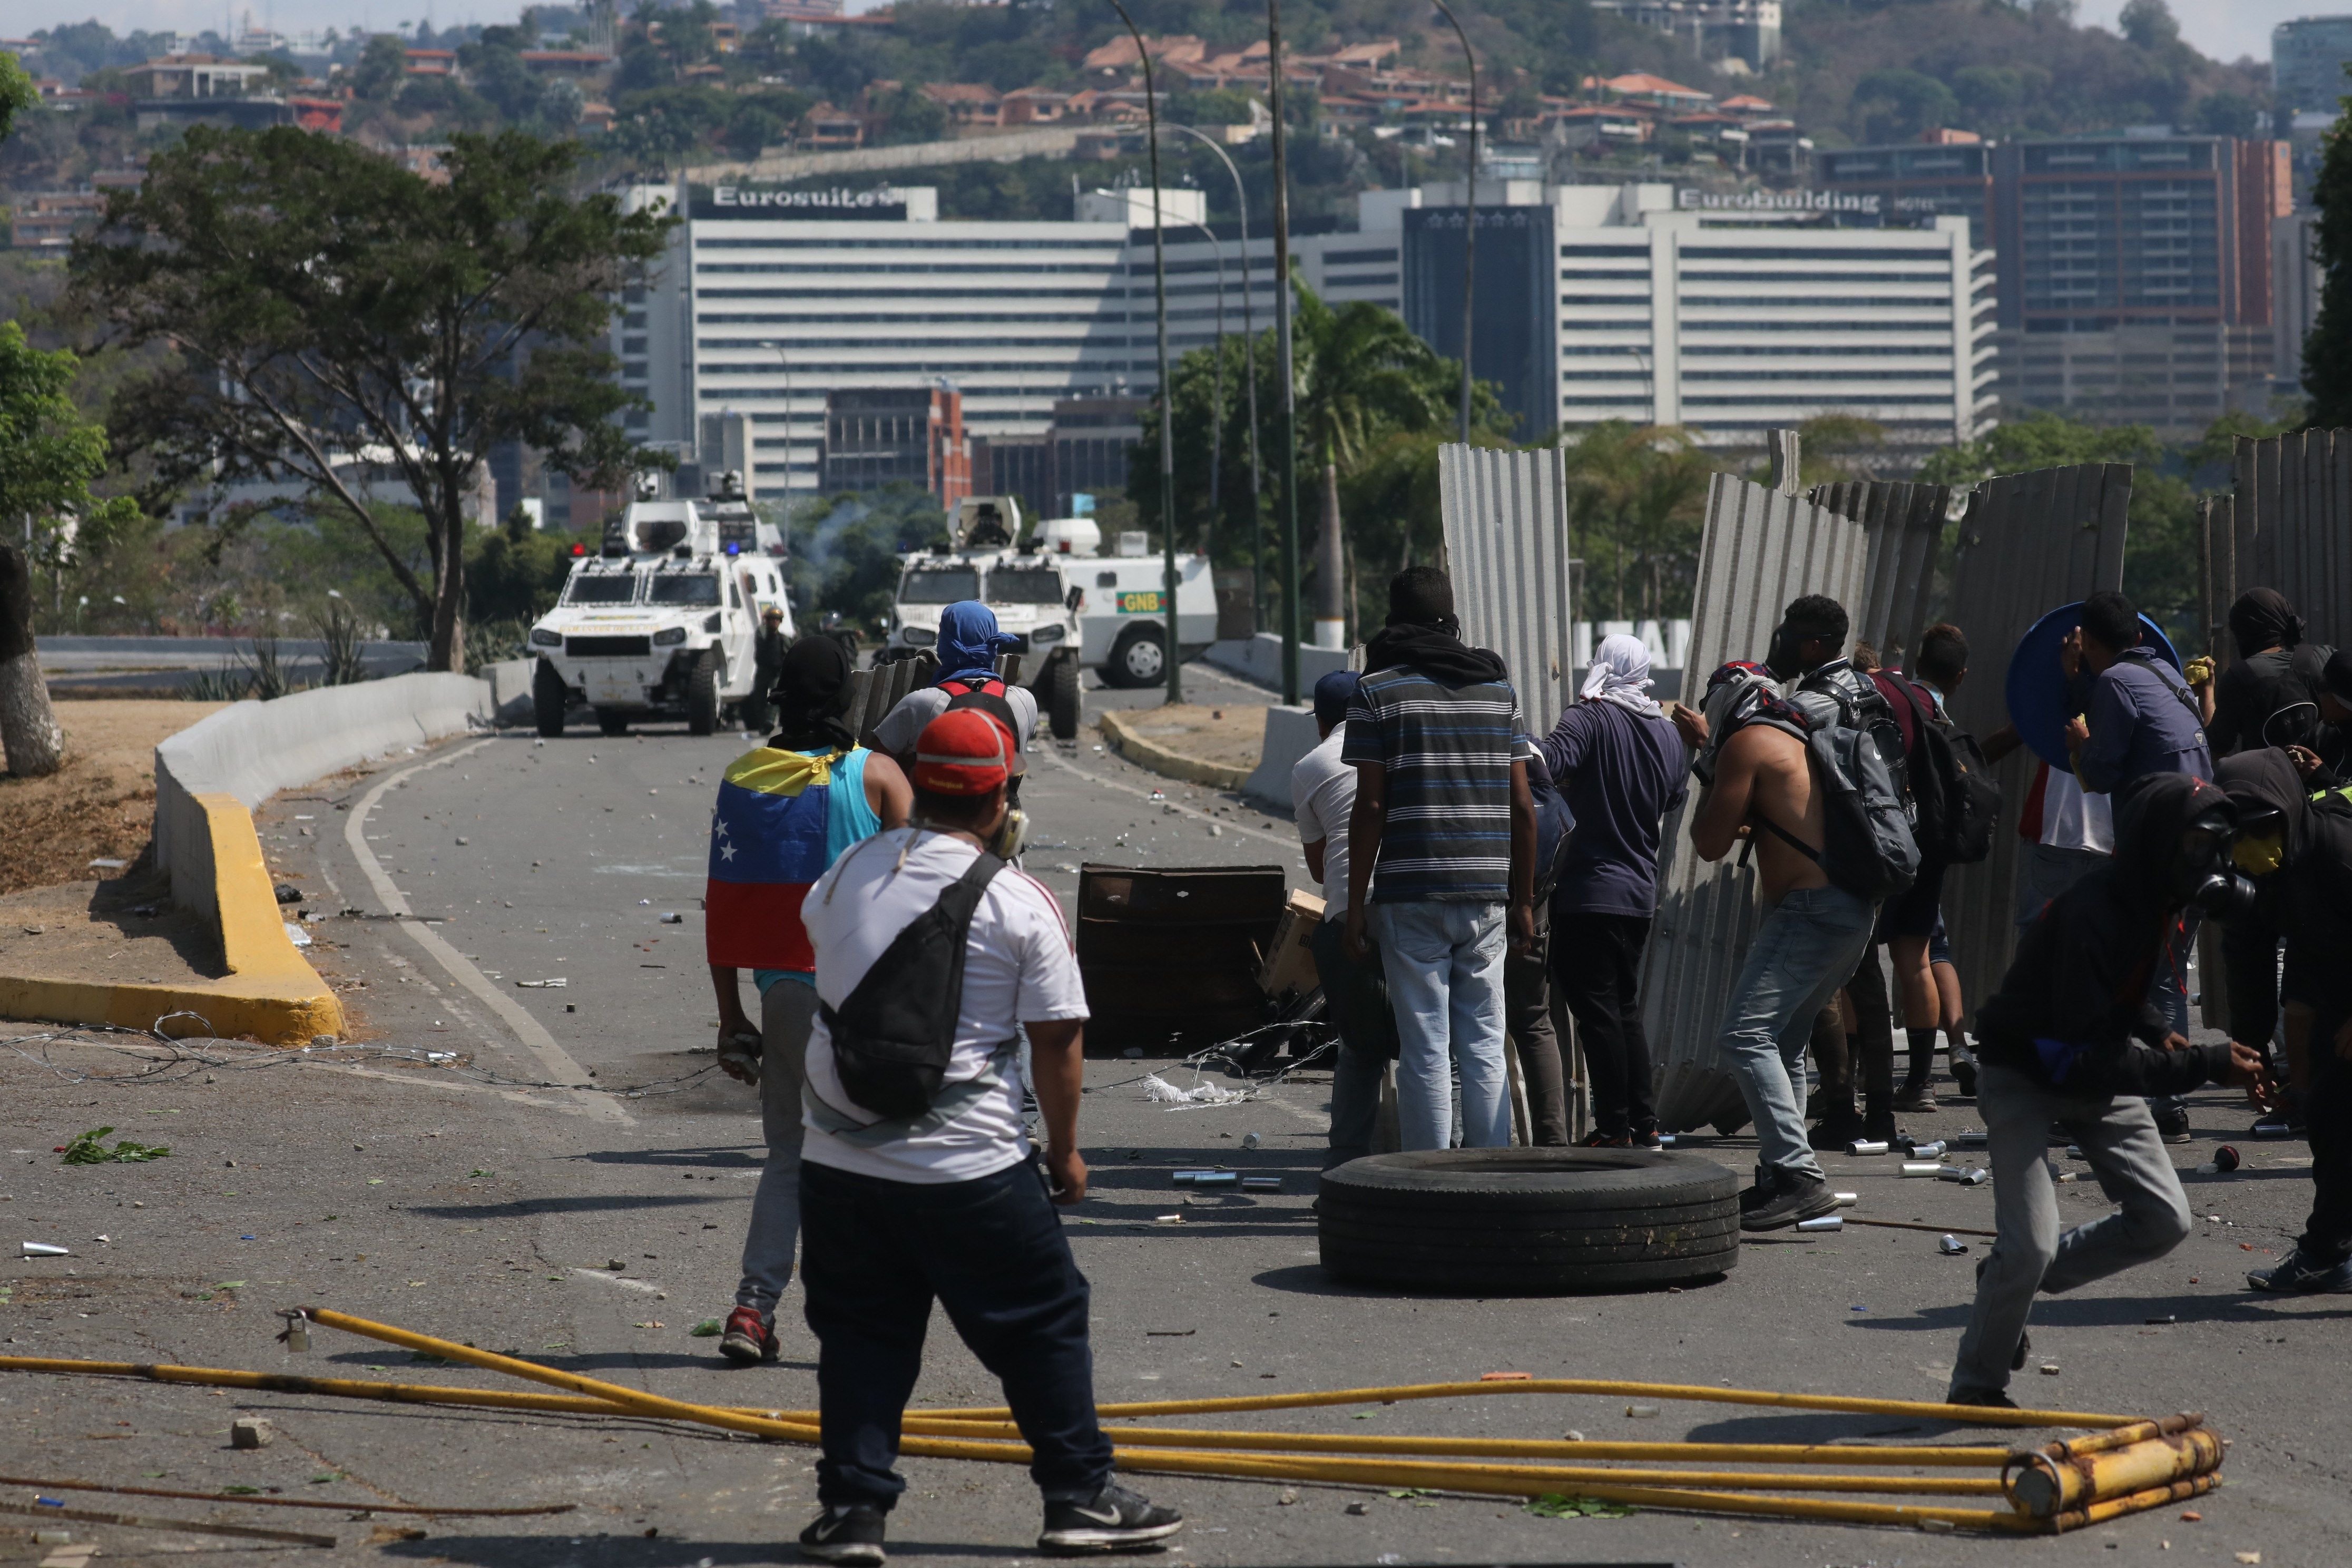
top-left (2274, 16), bottom-right (2352, 116)
top-left (1815, 140), bottom-right (1996, 249)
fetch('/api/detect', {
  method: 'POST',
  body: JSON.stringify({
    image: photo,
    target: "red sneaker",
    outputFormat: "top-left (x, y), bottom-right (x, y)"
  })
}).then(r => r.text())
top-left (1578, 1129), bottom-right (1631, 1149)
top-left (719, 1305), bottom-right (779, 1365)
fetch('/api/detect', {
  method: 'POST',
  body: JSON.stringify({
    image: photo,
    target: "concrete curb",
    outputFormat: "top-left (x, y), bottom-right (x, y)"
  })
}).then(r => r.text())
top-left (1240, 704), bottom-right (1319, 811)
top-left (3, 670), bottom-right (495, 1045)
top-left (1095, 709), bottom-right (1251, 791)
top-left (0, 792), bottom-right (342, 1045)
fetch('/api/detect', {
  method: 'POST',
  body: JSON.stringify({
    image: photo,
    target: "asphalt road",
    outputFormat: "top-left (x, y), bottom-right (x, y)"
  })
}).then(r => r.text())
top-left (3, 659), bottom-right (2348, 1568)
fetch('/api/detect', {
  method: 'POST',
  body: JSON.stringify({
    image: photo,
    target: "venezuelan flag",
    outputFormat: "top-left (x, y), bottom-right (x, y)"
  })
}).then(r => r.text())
top-left (704, 748), bottom-right (840, 972)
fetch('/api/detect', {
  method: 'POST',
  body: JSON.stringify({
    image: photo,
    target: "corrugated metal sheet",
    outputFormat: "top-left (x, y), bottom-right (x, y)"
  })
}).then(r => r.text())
top-left (1809, 481), bottom-right (1955, 668)
top-left (842, 650), bottom-right (1022, 747)
top-left (1642, 473), bottom-right (1877, 1132)
top-left (1438, 444), bottom-right (1581, 739)
top-left (1935, 463), bottom-right (2132, 1018)
top-left (2229, 430), bottom-right (2352, 652)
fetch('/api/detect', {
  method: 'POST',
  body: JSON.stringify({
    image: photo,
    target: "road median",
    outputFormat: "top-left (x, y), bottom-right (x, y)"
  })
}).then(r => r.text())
top-left (1095, 707), bottom-right (1255, 791)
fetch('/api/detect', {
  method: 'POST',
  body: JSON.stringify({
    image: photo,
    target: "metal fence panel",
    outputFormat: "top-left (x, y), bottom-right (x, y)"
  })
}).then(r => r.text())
top-left (1809, 481), bottom-right (1954, 668)
top-left (1641, 473), bottom-right (1876, 1132)
top-left (2229, 430), bottom-right (2352, 653)
top-left (1438, 444), bottom-right (1580, 739)
top-left (1935, 463), bottom-right (2131, 1020)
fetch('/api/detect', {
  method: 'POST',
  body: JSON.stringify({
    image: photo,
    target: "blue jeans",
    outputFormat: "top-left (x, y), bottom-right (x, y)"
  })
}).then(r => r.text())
top-left (1370, 900), bottom-right (1510, 1151)
top-left (1311, 914), bottom-right (1394, 1169)
top-left (1713, 884), bottom-right (1876, 1181)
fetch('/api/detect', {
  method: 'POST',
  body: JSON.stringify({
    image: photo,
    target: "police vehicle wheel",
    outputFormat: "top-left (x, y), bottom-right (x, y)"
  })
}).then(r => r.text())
top-left (532, 657), bottom-right (568, 738)
top-left (1107, 625), bottom-right (1165, 689)
top-left (1317, 1148), bottom-right (1739, 1293)
top-left (1047, 650), bottom-right (1082, 740)
top-left (595, 707), bottom-right (630, 737)
top-left (686, 650), bottom-right (721, 737)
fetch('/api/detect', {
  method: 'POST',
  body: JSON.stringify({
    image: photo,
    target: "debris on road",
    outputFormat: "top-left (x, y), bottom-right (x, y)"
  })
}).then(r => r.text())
top-left (59, 1127), bottom-right (170, 1165)
top-left (229, 1416), bottom-right (274, 1449)
top-left (515, 977), bottom-right (567, 988)
top-left (21, 1242), bottom-right (70, 1258)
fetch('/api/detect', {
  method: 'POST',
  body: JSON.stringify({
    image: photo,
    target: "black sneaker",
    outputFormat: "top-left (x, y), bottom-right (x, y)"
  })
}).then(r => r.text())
top-left (2248, 1246), bottom-right (2352, 1295)
top-left (1039, 1481), bottom-right (1183, 1553)
top-left (799, 1504), bottom-right (887, 1565)
top-left (2151, 1097), bottom-right (2192, 1143)
top-left (1950, 1053), bottom-right (1978, 1098)
top-left (1808, 1110), bottom-right (1866, 1151)
top-left (1737, 1162), bottom-right (1774, 1212)
top-left (1739, 1171), bottom-right (1840, 1232)
top-left (1946, 1386), bottom-right (2020, 1409)
top-left (1629, 1122), bottom-right (1663, 1151)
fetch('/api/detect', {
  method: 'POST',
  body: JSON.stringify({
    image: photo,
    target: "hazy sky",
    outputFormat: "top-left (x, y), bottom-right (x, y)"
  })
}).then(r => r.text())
top-left (1, 0), bottom-right (2304, 70)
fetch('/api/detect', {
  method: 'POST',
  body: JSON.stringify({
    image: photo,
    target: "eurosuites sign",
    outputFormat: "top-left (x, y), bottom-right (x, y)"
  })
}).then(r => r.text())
top-left (1676, 188), bottom-right (1883, 215)
top-left (689, 184), bottom-right (913, 220)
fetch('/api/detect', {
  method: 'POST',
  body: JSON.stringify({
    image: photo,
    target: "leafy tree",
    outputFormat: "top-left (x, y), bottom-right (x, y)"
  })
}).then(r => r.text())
top-left (70, 126), bottom-right (675, 673)
top-left (2118, 0), bottom-right (2180, 51)
top-left (1914, 408), bottom-right (2161, 487)
top-left (2307, 93), bottom-right (2352, 426)
top-left (351, 33), bottom-right (409, 101)
top-left (2189, 91), bottom-right (2257, 137)
top-left (1, 317), bottom-right (138, 776)
top-left (789, 486), bottom-right (950, 630)
top-left (1562, 422), bottom-right (1713, 622)
top-left (1851, 69), bottom-right (1961, 142)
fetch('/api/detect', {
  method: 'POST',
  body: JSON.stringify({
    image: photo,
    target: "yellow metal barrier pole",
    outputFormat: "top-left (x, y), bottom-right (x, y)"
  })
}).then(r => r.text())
top-left (2048, 1473), bottom-right (2219, 1533)
top-left (2005, 1430), bottom-right (2224, 1517)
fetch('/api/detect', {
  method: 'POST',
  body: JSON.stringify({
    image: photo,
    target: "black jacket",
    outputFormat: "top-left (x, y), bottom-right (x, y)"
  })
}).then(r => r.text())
top-left (1975, 772), bottom-right (2236, 1096)
top-left (2218, 750), bottom-right (2352, 1041)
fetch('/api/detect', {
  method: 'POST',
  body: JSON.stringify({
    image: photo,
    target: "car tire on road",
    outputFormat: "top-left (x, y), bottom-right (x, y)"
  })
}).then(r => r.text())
top-left (595, 707), bottom-right (630, 737)
top-left (687, 650), bottom-right (722, 737)
top-left (1104, 625), bottom-right (1165, 689)
top-left (1317, 1148), bottom-right (1739, 1293)
top-left (533, 656), bottom-right (569, 738)
top-left (1046, 649), bottom-right (1082, 740)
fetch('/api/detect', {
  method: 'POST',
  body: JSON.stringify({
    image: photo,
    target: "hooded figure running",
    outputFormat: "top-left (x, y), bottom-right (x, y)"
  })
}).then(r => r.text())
top-left (1947, 772), bottom-right (2274, 1407)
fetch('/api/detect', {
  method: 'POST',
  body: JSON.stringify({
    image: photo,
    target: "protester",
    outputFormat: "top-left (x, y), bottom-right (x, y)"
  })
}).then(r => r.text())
top-left (1908, 626), bottom-right (1981, 1098)
top-left (2219, 750), bottom-right (2352, 1294)
top-left (794, 709), bottom-right (1181, 1561)
top-left (1508, 754), bottom-right (1575, 1145)
top-left (1947, 773), bottom-right (2273, 1405)
top-left (1293, 669), bottom-right (1397, 1168)
top-left (743, 604), bottom-right (789, 733)
top-left (705, 636), bottom-right (912, 1367)
top-left (874, 601), bottom-right (1040, 761)
top-left (2065, 590), bottom-right (2214, 1141)
top-left (1342, 566), bottom-right (1538, 1153)
top-left (1682, 596), bottom-right (1879, 1231)
top-left (2208, 589), bottom-right (2329, 757)
top-left (1536, 632), bottom-right (1692, 1148)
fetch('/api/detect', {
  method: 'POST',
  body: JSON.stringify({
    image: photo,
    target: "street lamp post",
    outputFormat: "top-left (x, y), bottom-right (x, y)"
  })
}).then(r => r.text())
top-left (1155, 122), bottom-right (1265, 631)
top-left (1428, 0), bottom-right (1479, 444)
top-left (1268, 0), bottom-right (1302, 705)
top-left (1106, 0), bottom-right (1183, 707)
top-left (1178, 217), bottom-right (1226, 561)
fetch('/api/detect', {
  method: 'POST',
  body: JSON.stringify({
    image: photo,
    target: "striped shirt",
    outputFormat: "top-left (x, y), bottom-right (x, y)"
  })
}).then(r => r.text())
top-left (1341, 665), bottom-right (1531, 903)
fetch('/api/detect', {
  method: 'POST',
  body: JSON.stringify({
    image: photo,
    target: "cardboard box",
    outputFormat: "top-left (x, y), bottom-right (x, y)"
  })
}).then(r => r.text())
top-left (1256, 887), bottom-right (1326, 999)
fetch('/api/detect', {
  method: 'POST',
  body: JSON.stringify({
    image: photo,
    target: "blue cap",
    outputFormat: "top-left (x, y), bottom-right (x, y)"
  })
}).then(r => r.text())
top-left (1313, 670), bottom-right (1360, 730)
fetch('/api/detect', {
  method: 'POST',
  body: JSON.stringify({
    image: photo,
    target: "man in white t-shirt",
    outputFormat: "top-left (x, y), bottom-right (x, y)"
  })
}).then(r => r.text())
top-left (792, 709), bottom-right (1181, 1566)
top-left (1292, 670), bottom-right (1394, 1167)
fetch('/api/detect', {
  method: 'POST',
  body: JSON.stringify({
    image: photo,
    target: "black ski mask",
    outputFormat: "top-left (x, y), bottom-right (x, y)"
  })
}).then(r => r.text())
top-left (1764, 623), bottom-right (1803, 681)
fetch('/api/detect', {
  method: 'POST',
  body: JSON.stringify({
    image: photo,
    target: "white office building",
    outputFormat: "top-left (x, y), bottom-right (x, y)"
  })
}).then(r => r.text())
top-left (621, 176), bottom-right (1995, 495)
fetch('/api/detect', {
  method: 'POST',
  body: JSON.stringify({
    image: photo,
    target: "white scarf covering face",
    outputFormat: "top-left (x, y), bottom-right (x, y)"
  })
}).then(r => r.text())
top-left (1581, 632), bottom-right (1662, 718)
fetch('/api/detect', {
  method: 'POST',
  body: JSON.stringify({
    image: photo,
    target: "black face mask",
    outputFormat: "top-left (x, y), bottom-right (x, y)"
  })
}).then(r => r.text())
top-left (1765, 624), bottom-right (1802, 681)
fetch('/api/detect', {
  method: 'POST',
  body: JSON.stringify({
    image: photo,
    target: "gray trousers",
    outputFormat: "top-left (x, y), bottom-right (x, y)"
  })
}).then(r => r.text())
top-left (736, 979), bottom-right (816, 1315)
top-left (1948, 1062), bottom-right (2193, 1398)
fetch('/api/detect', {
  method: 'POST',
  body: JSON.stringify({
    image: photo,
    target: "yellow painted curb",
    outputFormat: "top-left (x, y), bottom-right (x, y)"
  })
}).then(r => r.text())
top-left (1096, 709), bottom-right (1251, 791)
top-left (0, 792), bottom-right (342, 1047)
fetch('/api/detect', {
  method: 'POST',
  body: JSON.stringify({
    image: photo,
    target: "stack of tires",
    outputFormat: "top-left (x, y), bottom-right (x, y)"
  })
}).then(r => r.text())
top-left (1317, 1148), bottom-right (1739, 1293)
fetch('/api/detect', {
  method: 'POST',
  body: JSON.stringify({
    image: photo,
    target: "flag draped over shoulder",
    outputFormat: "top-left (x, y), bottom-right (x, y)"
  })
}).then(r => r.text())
top-left (704, 748), bottom-right (839, 972)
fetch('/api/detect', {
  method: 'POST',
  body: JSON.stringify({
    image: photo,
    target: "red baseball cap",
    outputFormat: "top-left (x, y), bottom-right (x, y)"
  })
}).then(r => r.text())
top-left (912, 709), bottom-right (1023, 795)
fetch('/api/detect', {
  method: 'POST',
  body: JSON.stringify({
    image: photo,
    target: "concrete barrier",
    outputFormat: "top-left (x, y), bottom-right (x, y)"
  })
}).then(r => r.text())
top-left (1205, 634), bottom-right (1354, 691)
top-left (1096, 709), bottom-right (1251, 791)
top-left (481, 658), bottom-right (536, 726)
top-left (1241, 705), bottom-right (1319, 811)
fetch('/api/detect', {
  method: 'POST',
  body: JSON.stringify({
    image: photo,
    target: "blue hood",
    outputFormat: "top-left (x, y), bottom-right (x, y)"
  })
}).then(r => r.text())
top-left (936, 600), bottom-right (1020, 684)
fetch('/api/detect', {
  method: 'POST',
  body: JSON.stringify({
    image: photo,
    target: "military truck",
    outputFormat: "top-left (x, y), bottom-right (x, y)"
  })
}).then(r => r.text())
top-left (527, 473), bottom-right (790, 737)
top-left (883, 496), bottom-right (1086, 741)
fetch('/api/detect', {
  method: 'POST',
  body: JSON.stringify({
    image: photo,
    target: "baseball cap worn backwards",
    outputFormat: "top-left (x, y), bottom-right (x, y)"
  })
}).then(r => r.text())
top-left (913, 709), bottom-right (1022, 795)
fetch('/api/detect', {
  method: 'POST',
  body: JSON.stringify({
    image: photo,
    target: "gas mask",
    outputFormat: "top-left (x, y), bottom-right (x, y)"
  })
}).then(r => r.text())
top-left (989, 802), bottom-right (1030, 861)
top-left (2174, 806), bottom-right (2259, 920)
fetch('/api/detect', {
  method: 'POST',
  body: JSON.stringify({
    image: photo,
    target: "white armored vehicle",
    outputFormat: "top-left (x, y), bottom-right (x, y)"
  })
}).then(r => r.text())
top-left (883, 496), bottom-right (1086, 740)
top-left (528, 473), bottom-right (791, 737)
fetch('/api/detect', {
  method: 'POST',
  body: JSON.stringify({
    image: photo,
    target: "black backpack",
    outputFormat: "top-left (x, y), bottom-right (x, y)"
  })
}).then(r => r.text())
top-left (1890, 678), bottom-right (2003, 865)
top-left (1784, 670), bottom-right (1920, 903)
top-left (818, 849), bottom-right (1005, 1120)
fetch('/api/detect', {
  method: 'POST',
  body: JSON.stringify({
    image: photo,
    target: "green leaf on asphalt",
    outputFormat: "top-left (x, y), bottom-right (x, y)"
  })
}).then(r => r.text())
top-left (689, 1319), bottom-right (723, 1337)
top-left (1526, 1493), bottom-right (1635, 1520)
top-left (61, 1127), bottom-right (172, 1164)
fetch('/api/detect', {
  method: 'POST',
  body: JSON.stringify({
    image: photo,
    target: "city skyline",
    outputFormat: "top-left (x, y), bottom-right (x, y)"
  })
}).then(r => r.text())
top-left (4, 0), bottom-right (2305, 70)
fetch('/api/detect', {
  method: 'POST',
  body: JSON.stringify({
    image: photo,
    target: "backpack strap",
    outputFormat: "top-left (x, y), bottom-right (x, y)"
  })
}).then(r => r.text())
top-left (803, 1037), bottom-right (1021, 1145)
top-left (1751, 811), bottom-right (1824, 866)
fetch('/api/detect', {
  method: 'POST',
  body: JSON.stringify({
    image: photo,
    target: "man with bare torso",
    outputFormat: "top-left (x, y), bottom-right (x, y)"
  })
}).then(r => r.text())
top-left (1679, 596), bottom-right (1880, 1231)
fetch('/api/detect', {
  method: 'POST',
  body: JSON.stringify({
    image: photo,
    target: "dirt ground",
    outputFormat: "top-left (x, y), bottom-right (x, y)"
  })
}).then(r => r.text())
top-left (0, 868), bottom-right (223, 986)
top-left (0, 700), bottom-right (223, 895)
top-left (1110, 701), bottom-right (1268, 771)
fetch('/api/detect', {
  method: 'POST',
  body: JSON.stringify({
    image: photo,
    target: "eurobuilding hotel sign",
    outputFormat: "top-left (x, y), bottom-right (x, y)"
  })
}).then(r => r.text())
top-left (1676, 188), bottom-right (1883, 216)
